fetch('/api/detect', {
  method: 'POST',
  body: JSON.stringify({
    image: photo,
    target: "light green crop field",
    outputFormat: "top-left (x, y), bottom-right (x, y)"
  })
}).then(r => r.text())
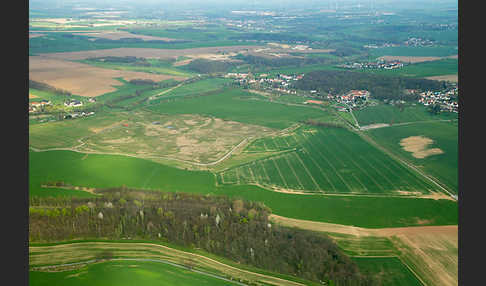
top-left (151, 77), bottom-right (230, 99)
top-left (78, 58), bottom-right (196, 77)
top-left (366, 121), bottom-right (458, 193)
top-left (30, 260), bottom-right (240, 286)
top-left (219, 125), bottom-right (440, 195)
top-left (29, 112), bottom-right (124, 149)
top-left (148, 87), bottom-right (334, 129)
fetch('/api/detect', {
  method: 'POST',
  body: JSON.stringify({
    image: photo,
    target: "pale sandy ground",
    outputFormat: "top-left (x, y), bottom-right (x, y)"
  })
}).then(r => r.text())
top-left (71, 31), bottom-right (177, 42)
top-left (399, 136), bottom-right (444, 159)
top-left (377, 55), bottom-right (457, 64)
top-left (425, 74), bottom-right (458, 83)
top-left (29, 33), bottom-right (46, 39)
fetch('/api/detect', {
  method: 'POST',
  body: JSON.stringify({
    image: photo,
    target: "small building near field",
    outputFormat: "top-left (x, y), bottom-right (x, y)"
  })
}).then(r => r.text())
top-left (64, 99), bottom-right (83, 107)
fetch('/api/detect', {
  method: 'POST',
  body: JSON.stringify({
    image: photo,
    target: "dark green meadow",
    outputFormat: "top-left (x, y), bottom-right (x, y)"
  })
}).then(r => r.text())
top-left (366, 121), bottom-right (458, 193)
top-left (220, 126), bottom-right (439, 195)
top-left (354, 103), bottom-right (457, 126)
top-left (29, 150), bottom-right (457, 228)
top-left (352, 257), bottom-right (424, 286)
top-left (362, 59), bottom-right (458, 79)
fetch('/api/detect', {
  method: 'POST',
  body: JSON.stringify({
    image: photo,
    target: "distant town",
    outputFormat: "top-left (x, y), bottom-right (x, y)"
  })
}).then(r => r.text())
top-left (226, 71), bottom-right (458, 114)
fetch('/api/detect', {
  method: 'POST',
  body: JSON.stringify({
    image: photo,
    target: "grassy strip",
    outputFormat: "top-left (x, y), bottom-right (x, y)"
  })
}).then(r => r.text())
top-left (30, 239), bottom-right (318, 286)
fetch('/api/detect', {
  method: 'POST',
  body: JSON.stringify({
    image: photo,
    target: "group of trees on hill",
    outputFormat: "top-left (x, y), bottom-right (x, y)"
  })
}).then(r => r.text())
top-left (294, 70), bottom-right (446, 101)
top-left (29, 79), bottom-right (72, 96)
top-left (234, 54), bottom-right (333, 68)
top-left (29, 188), bottom-right (375, 285)
top-left (184, 59), bottom-right (237, 74)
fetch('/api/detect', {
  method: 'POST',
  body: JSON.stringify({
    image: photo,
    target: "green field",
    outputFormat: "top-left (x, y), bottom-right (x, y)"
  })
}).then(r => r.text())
top-left (366, 121), bottom-right (458, 193)
top-left (362, 59), bottom-right (458, 78)
top-left (354, 103), bottom-right (457, 126)
top-left (29, 31), bottom-right (259, 54)
top-left (352, 257), bottom-right (424, 286)
top-left (78, 58), bottom-right (195, 77)
top-left (29, 150), bottom-right (457, 228)
top-left (148, 87), bottom-right (333, 129)
top-left (30, 260), bottom-right (240, 286)
top-left (220, 125), bottom-right (440, 195)
top-left (368, 46), bottom-right (458, 58)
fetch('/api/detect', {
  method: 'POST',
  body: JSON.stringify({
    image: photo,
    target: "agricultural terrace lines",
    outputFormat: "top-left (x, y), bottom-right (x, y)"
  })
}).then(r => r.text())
top-left (219, 126), bottom-right (441, 197)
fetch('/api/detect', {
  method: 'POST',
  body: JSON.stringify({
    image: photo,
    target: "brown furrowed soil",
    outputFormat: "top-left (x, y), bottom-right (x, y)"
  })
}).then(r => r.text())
top-left (29, 56), bottom-right (186, 97)
top-left (29, 33), bottom-right (46, 39)
top-left (425, 74), bottom-right (458, 83)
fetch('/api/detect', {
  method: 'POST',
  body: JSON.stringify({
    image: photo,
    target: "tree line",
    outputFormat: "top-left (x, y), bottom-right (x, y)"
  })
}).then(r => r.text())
top-left (29, 188), bottom-right (375, 286)
top-left (29, 79), bottom-right (72, 96)
top-left (293, 70), bottom-right (447, 101)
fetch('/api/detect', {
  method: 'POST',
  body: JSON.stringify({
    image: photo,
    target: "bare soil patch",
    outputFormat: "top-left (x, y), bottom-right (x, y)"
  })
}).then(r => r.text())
top-left (377, 56), bottom-right (443, 63)
top-left (29, 56), bottom-right (185, 97)
top-left (399, 136), bottom-right (444, 159)
top-left (29, 33), bottom-right (46, 39)
top-left (71, 31), bottom-right (177, 42)
top-left (425, 74), bottom-right (458, 83)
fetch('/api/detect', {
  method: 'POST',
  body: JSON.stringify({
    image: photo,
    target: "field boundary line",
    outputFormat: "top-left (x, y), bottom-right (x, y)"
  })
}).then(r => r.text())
top-left (260, 161), bottom-right (272, 183)
top-left (302, 147), bottom-right (336, 192)
top-left (322, 130), bottom-right (389, 192)
top-left (396, 256), bottom-right (428, 286)
top-left (30, 241), bottom-right (305, 286)
top-left (283, 155), bottom-right (305, 190)
top-left (271, 158), bottom-right (289, 188)
top-left (247, 164), bottom-right (257, 183)
top-left (293, 152), bottom-right (322, 192)
top-left (306, 134), bottom-right (354, 193)
top-left (357, 132), bottom-right (457, 200)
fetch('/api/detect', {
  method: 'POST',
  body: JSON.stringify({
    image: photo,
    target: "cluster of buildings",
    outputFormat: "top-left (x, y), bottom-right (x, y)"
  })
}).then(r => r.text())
top-left (327, 90), bottom-right (370, 108)
top-left (64, 99), bottom-right (84, 107)
top-left (404, 37), bottom-right (435, 47)
top-left (29, 100), bottom-right (51, 113)
top-left (226, 72), bottom-right (303, 93)
top-left (340, 59), bottom-right (404, 70)
top-left (363, 42), bottom-right (398, 49)
top-left (64, 111), bottom-right (95, 119)
top-left (417, 88), bottom-right (458, 113)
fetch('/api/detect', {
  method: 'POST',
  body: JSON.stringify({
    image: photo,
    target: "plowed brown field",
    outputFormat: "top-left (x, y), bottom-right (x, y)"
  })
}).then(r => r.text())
top-left (29, 56), bottom-right (186, 97)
